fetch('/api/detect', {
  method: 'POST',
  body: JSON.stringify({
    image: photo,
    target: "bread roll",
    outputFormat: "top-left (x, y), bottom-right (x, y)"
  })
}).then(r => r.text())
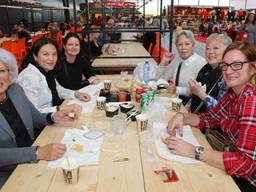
top-left (160, 132), bottom-right (170, 145)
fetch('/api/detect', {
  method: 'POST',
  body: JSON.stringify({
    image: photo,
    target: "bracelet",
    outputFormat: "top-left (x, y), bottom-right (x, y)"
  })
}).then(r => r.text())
top-left (33, 146), bottom-right (39, 163)
top-left (35, 146), bottom-right (39, 155)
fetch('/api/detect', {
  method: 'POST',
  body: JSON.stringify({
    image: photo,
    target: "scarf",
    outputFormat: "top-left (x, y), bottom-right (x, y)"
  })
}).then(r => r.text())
top-left (34, 63), bottom-right (63, 106)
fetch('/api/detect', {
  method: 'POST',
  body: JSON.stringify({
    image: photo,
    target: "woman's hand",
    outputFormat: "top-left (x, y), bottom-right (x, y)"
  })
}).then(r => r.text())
top-left (88, 76), bottom-right (99, 84)
top-left (167, 136), bottom-right (195, 159)
top-left (159, 52), bottom-right (175, 66)
top-left (37, 143), bottom-right (66, 161)
top-left (53, 104), bottom-right (82, 122)
top-left (188, 80), bottom-right (207, 100)
top-left (167, 113), bottom-right (185, 137)
top-left (74, 91), bottom-right (91, 102)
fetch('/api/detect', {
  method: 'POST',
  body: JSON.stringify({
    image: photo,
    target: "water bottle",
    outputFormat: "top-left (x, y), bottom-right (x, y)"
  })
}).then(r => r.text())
top-left (143, 61), bottom-right (150, 83)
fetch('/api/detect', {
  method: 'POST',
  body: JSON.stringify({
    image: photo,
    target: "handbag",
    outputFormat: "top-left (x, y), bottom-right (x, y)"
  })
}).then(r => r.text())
top-left (235, 31), bottom-right (248, 41)
top-left (205, 129), bottom-right (236, 152)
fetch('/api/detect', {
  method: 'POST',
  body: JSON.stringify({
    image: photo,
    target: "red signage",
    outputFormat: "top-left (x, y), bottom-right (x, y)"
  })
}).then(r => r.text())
top-left (80, 1), bottom-right (135, 10)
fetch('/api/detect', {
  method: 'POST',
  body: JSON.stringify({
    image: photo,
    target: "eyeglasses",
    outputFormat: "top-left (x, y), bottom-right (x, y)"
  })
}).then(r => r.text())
top-left (218, 61), bottom-right (250, 71)
top-left (0, 69), bottom-right (9, 76)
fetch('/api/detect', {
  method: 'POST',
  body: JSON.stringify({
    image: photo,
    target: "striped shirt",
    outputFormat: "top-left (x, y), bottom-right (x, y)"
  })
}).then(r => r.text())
top-left (198, 83), bottom-right (256, 187)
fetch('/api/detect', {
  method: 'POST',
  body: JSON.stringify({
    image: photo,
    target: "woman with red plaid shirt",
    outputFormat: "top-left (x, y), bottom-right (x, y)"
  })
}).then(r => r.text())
top-left (166, 41), bottom-right (256, 192)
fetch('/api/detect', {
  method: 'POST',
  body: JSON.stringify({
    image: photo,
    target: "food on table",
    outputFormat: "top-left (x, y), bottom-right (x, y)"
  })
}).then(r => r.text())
top-left (160, 132), bottom-right (170, 145)
top-left (120, 102), bottom-right (134, 113)
top-left (68, 112), bottom-right (75, 118)
top-left (71, 144), bottom-right (83, 152)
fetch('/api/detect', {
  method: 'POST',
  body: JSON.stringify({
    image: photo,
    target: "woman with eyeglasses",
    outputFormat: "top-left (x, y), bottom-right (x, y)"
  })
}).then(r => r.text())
top-left (188, 34), bottom-right (232, 113)
top-left (17, 38), bottom-right (91, 113)
top-left (166, 41), bottom-right (256, 192)
top-left (56, 32), bottom-right (99, 90)
top-left (0, 48), bottom-right (81, 187)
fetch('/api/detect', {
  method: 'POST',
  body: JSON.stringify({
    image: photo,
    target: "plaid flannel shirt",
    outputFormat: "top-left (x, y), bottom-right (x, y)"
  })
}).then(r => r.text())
top-left (198, 83), bottom-right (256, 187)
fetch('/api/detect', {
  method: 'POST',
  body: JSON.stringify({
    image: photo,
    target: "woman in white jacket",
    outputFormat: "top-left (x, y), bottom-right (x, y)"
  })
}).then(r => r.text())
top-left (18, 38), bottom-right (90, 113)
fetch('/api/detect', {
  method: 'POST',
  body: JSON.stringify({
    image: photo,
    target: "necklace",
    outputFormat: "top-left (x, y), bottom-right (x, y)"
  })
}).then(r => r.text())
top-left (0, 95), bottom-right (8, 105)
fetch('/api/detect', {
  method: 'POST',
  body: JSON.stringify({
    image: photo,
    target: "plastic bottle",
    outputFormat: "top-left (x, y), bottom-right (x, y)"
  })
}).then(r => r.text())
top-left (143, 61), bottom-right (150, 83)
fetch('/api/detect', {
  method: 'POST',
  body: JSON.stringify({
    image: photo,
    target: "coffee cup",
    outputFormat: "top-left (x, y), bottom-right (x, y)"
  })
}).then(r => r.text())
top-left (96, 96), bottom-right (106, 110)
top-left (61, 158), bottom-right (80, 184)
top-left (171, 98), bottom-right (182, 111)
top-left (136, 114), bottom-right (149, 133)
top-left (104, 80), bottom-right (112, 90)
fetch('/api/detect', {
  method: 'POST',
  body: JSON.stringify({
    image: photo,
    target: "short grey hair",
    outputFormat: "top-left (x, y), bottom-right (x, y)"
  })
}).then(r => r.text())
top-left (0, 48), bottom-right (18, 84)
top-left (175, 30), bottom-right (195, 46)
top-left (206, 33), bottom-right (232, 48)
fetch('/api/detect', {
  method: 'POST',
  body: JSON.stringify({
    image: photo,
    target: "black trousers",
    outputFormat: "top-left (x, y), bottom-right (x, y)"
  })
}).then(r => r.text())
top-left (233, 177), bottom-right (256, 192)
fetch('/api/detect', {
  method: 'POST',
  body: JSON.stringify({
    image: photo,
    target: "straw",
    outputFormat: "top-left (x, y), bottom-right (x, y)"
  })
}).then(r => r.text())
top-left (66, 156), bottom-right (71, 168)
top-left (125, 109), bottom-right (138, 122)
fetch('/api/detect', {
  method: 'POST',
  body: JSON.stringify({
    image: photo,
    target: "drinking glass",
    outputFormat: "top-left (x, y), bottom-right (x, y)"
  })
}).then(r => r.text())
top-left (120, 71), bottom-right (129, 81)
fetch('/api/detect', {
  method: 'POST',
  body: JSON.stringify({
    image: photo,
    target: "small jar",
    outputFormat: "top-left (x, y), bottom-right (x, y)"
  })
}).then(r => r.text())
top-left (118, 91), bottom-right (127, 102)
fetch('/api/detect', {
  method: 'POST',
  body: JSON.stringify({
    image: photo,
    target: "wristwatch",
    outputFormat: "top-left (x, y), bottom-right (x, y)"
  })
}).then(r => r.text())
top-left (195, 146), bottom-right (204, 160)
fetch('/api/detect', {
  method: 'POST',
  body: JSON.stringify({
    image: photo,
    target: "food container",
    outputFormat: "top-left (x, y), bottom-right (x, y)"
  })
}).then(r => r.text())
top-left (105, 104), bottom-right (119, 117)
top-left (157, 84), bottom-right (168, 90)
top-left (119, 102), bottom-right (134, 113)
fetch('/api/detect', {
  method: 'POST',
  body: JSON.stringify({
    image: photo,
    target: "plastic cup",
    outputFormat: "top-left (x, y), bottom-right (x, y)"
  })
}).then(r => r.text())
top-left (61, 158), bottom-right (80, 184)
top-left (111, 115), bottom-right (127, 135)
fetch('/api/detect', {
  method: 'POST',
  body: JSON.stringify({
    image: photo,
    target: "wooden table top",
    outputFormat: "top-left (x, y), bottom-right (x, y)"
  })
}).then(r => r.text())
top-left (91, 42), bottom-right (156, 68)
top-left (1, 75), bottom-right (240, 192)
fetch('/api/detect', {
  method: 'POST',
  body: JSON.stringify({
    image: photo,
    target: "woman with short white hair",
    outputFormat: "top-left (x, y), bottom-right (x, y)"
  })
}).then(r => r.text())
top-left (159, 30), bottom-right (206, 104)
top-left (0, 48), bottom-right (80, 187)
top-left (188, 33), bottom-right (232, 113)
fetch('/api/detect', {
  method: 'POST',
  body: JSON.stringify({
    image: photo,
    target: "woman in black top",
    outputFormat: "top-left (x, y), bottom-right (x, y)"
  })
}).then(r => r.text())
top-left (81, 27), bottom-right (103, 61)
top-left (189, 33), bottom-right (232, 113)
top-left (57, 33), bottom-right (99, 90)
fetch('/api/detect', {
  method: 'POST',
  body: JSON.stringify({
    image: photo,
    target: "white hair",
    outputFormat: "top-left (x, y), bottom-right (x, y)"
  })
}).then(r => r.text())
top-left (206, 33), bottom-right (232, 48)
top-left (175, 30), bottom-right (195, 46)
top-left (0, 48), bottom-right (18, 84)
